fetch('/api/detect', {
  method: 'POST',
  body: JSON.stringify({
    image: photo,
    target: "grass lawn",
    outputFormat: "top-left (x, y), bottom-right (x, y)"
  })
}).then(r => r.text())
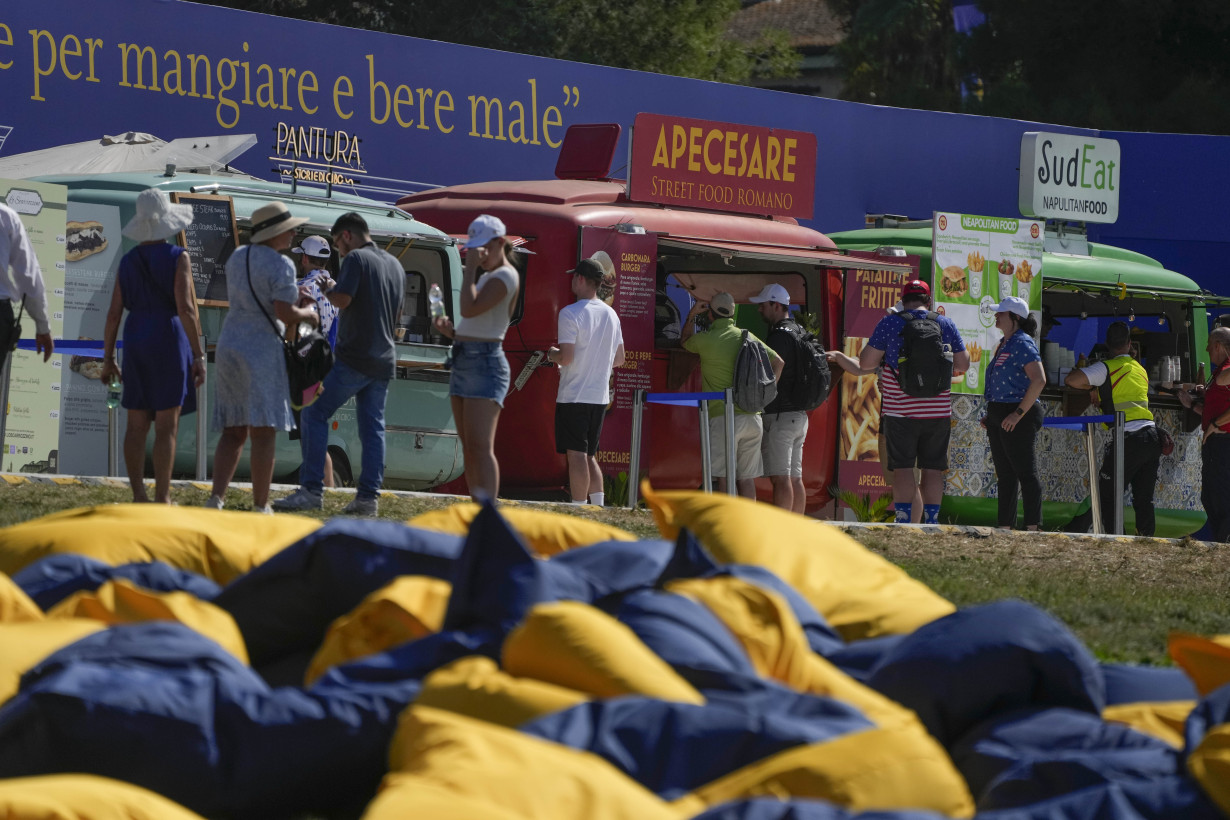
top-left (2, 479), bottom-right (1226, 667)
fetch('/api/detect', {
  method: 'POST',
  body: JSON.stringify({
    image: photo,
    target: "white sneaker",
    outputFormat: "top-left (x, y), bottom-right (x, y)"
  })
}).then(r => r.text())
top-left (272, 488), bottom-right (324, 511)
top-left (255, 504), bottom-right (273, 515)
top-left (204, 494), bottom-right (224, 510)
top-left (342, 496), bottom-right (378, 516)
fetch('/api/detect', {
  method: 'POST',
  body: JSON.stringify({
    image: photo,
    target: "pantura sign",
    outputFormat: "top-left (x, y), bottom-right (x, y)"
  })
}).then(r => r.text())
top-left (629, 113), bottom-right (817, 220)
top-left (1018, 132), bottom-right (1120, 224)
top-left (272, 122), bottom-right (365, 185)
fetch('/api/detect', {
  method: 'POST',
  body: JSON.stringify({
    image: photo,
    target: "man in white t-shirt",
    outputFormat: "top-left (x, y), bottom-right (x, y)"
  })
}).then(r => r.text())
top-left (547, 258), bottom-right (625, 505)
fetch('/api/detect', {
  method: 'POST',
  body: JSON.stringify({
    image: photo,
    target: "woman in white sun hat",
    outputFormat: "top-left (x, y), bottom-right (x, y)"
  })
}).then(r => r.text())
top-left (101, 187), bottom-right (206, 504)
top-left (205, 201), bottom-right (320, 513)
top-left (983, 295), bottom-right (1046, 531)
top-left (432, 213), bottom-right (520, 500)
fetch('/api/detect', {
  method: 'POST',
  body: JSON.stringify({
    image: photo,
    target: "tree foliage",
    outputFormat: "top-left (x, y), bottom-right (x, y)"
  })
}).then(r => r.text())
top-left (204, 0), bottom-right (798, 85)
top-left (830, 0), bottom-right (961, 111)
top-left (961, 0), bottom-right (1230, 134)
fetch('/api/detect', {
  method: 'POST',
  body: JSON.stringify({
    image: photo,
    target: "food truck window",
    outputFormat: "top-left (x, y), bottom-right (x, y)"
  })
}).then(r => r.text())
top-left (392, 245), bottom-right (448, 343)
top-left (656, 270), bottom-right (809, 347)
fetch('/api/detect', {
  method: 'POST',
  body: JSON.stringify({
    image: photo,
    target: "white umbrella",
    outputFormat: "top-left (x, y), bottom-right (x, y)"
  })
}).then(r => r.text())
top-left (0, 131), bottom-right (256, 179)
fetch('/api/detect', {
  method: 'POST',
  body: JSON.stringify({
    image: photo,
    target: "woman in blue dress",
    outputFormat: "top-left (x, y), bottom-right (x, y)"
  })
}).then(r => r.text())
top-left (101, 188), bottom-right (206, 504)
top-left (204, 201), bottom-right (319, 513)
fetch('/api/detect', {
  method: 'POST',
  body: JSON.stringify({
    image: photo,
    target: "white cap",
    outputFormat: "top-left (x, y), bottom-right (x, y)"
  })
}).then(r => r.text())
top-left (748, 283), bottom-right (791, 306)
top-left (463, 214), bottom-right (506, 249)
top-left (292, 235), bottom-right (331, 258)
top-left (993, 296), bottom-right (1029, 319)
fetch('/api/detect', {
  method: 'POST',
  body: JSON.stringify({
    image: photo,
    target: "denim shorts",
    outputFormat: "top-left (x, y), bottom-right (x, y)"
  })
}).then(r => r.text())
top-left (449, 340), bottom-right (510, 406)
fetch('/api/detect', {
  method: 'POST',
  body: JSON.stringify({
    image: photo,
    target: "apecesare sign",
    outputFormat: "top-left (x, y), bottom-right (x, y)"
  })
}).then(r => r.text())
top-left (1018, 132), bottom-right (1120, 223)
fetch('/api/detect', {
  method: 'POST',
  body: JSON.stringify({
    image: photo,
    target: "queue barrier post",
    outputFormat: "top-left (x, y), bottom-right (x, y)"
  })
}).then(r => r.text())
top-left (624, 390), bottom-right (727, 509)
top-left (0, 353), bottom-right (11, 454)
top-left (723, 388), bottom-right (737, 497)
top-left (1042, 413), bottom-right (1118, 535)
top-left (195, 335), bottom-right (209, 481)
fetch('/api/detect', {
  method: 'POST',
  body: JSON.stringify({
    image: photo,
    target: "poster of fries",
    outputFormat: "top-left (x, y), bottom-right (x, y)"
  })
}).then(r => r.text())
top-left (932, 212), bottom-right (1044, 395)
top-left (835, 256), bottom-right (919, 509)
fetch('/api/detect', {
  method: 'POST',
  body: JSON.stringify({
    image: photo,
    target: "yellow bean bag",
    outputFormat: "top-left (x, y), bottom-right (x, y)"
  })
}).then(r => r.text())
top-left (0, 619), bottom-right (105, 705)
top-left (502, 600), bottom-right (704, 704)
top-left (363, 774), bottom-right (524, 820)
top-left (1102, 701), bottom-right (1195, 748)
top-left (666, 576), bottom-right (912, 729)
top-left (1188, 724), bottom-right (1230, 817)
top-left (672, 723), bottom-right (974, 818)
top-left (0, 773), bottom-right (207, 820)
top-left (417, 655), bottom-right (589, 728)
top-left (47, 579), bottom-right (248, 664)
top-left (386, 705), bottom-right (680, 820)
top-left (1169, 631), bottom-right (1230, 696)
top-left (0, 504), bottom-right (319, 583)
top-left (409, 503), bottom-right (635, 557)
top-left (0, 572), bottom-right (43, 622)
top-left (641, 483), bottom-right (954, 640)
top-left (304, 576), bottom-right (451, 686)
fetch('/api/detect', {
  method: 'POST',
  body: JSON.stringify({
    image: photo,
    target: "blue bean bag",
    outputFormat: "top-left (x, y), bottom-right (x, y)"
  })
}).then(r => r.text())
top-left (981, 763), bottom-right (1221, 819)
top-left (1101, 663), bottom-right (1198, 706)
top-left (616, 588), bottom-right (759, 678)
top-left (12, 554), bottom-right (220, 610)
top-left (686, 798), bottom-right (948, 819)
top-left (866, 600), bottom-right (1105, 748)
top-left (522, 695), bottom-right (873, 799)
top-left (213, 519), bottom-right (462, 668)
top-left (949, 706), bottom-right (1180, 802)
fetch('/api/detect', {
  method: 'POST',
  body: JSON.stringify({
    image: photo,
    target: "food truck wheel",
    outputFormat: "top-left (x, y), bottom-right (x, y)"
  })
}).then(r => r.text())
top-left (329, 446), bottom-right (353, 488)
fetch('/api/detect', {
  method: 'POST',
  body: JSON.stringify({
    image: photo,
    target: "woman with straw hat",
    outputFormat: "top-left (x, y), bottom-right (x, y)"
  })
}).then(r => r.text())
top-left (101, 187), bottom-right (206, 504)
top-left (204, 201), bottom-right (318, 513)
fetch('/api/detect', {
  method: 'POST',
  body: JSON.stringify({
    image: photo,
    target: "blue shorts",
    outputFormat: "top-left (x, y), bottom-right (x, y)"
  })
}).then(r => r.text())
top-left (449, 340), bottom-right (510, 406)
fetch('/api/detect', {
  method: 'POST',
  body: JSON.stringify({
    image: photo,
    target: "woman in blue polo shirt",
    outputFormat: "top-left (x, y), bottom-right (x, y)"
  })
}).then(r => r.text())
top-left (983, 296), bottom-right (1047, 530)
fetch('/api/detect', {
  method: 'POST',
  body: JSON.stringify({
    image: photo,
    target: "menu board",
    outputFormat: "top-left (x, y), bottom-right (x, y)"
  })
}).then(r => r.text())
top-left (172, 193), bottom-right (237, 305)
top-left (932, 212), bottom-right (1044, 395)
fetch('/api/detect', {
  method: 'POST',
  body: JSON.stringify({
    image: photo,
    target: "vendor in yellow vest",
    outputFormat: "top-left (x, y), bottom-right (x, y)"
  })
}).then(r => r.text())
top-left (1063, 321), bottom-right (1162, 535)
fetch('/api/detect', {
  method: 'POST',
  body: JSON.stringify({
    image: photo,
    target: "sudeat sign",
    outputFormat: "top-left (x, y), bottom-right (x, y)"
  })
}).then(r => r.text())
top-left (1018, 132), bottom-right (1120, 223)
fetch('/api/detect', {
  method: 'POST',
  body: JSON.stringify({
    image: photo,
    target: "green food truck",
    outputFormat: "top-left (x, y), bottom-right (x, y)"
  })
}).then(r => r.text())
top-left (42, 171), bottom-right (463, 490)
top-left (828, 224), bottom-right (1221, 537)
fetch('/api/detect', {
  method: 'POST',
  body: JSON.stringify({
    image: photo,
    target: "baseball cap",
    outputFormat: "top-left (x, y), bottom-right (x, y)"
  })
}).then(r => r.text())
top-left (463, 214), bottom-right (506, 249)
top-left (291, 235), bottom-right (331, 258)
top-left (567, 258), bottom-right (604, 282)
top-left (994, 296), bottom-right (1029, 319)
top-left (710, 292), bottom-right (736, 318)
top-left (902, 279), bottom-right (931, 298)
top-left (748, 283), bottom-right (790, 306)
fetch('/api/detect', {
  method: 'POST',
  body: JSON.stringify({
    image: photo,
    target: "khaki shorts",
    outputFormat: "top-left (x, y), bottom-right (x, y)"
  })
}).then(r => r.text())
top-left (708, 414), bottom-right (764, 479)
top-left (762, 411), bottom-right (808, 477)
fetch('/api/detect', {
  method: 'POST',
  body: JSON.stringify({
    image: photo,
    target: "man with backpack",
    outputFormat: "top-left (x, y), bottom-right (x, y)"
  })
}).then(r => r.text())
top-left (750, 283), bottom-right (830, 513)
top-left (682, 291), bottom-right (783, 499)
top-left (828, 279), bottom-right (968, 524)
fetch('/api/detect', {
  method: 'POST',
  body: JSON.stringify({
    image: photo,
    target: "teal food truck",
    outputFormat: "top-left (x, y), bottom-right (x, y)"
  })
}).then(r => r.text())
top-left (41, 171), bottom-right (463, 490)
top-left (829, 224), bottom-right (1221, 537)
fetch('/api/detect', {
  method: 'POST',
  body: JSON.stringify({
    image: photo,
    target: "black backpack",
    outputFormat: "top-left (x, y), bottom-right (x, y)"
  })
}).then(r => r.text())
top-left (894, 309), bottom-right (952, 397)
top-left (778, 321), bottom-right (832, 411)
top-left (732, 329), bottom-right (778, 413)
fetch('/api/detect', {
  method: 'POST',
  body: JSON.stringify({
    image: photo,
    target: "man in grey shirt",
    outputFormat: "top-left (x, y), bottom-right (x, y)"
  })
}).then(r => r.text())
top-left (274, 211), bottom-right (404, 515)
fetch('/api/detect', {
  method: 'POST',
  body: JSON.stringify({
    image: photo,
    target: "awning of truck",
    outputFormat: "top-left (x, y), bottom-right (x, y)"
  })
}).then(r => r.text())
top-left (658, 237), bottom-right (913, 273)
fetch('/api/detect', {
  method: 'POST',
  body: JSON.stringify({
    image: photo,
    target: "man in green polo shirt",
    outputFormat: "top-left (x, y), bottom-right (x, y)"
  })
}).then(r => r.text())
top-left (682, 291), bottom-right (783, 499)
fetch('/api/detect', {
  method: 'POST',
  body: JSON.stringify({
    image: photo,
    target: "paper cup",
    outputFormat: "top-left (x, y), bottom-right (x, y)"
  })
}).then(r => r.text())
top-left (969, 270), bottom-right (982, 299)
top-left (966, 367), bottom-right (979, 389)
top-left (1016, 276), bottom-right (1031, 300)
top-left (999, 273), bottom-right (1014, 300)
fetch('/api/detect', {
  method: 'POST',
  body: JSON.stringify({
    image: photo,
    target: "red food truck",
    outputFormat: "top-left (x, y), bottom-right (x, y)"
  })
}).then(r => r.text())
top-left (398, 116), bottom-right (910, 511)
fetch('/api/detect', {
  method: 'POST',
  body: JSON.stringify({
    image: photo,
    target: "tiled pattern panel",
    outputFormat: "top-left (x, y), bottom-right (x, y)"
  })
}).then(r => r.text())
top-left (947, 398), bottom-right (1202, 511)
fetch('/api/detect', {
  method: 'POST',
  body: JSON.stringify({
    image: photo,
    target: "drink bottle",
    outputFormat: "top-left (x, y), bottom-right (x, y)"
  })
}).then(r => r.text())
top-left (106, 375), bottom-right (122, 409)
top-left (429, 283), bottom-right (446, 319)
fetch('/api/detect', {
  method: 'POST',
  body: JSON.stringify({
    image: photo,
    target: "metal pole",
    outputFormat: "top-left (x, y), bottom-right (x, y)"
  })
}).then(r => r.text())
top-left (627, 389), bottom-right (644, 510)
top-left (195, 336), bottom-right (208, 481)
top-left (1086, 422), bottom-right (1103, 535)
top-left (1113, 410), bottom-right (1125, 535)
top-left (699, 399), bottom-right (712, 493)
top-left (0, 353), bottom-right (11, 458)
top-left (724, 388), bottom-right (736, 497)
